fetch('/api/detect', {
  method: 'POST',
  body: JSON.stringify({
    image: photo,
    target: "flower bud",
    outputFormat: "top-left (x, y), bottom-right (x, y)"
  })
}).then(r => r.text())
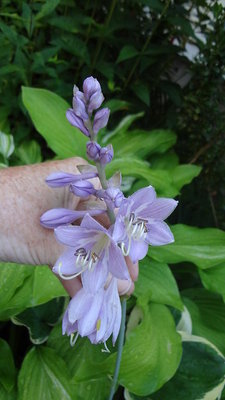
top-left (70, 180), bottom-right (96, 198)
top-left (40, 208), bottom-right (104, 229)
top-left (66, 109), bottom-right (90, 137)
top-left (46, 171), bottom-right (97, 188)
top-left (96, 187), bottom-right (124, 208)
top-left (93, 108), bottom-right (110, 135)
top-left (72, 91), bottom-right (88, 120)
top-left (88, 91), bottom-right (104, 114)
top-left (83, 77), bottom-right (101, 100)
top-left (86, 141), bottom-right (101, 161)
top-left (99, 144), bottom-right (114, 165)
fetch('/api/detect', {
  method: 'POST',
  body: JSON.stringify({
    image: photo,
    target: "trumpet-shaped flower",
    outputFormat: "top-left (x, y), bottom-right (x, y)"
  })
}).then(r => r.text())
top-left (62, 278), bottom-right (121, 346)
top-left (53, 214), bottom-right (130, 292)
top-left (113, 186), bottom-right (178, 263)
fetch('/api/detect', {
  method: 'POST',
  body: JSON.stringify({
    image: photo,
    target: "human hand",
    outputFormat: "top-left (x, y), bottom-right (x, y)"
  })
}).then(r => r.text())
top-left (0, 158), bottom-right (138, 297)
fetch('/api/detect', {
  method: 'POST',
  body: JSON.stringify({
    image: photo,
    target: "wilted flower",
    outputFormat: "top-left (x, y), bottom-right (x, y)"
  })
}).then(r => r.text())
top-left (113, 186), bottom-right (178, 263)
top-left (53, 214), bottom-right (130, 291)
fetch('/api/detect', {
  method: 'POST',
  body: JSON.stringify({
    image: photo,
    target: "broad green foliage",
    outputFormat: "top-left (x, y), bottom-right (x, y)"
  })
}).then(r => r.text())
top-left (199, 264), bottom-right (225, 301)
top-left (183, 289), bottom-right (225, 355)
top-left (0, 339), bottom-right (16, 392)
top-left (0, 263), bottom-right (67, 320)
top-left (150, 224), bottom-right (225, 269)
top-left (22, 87), bottom-right (87, 159)
top-left (18, 347), bottom-right (73, 400)
top-left (16, 140), bottom-right (42, 164)
top-left (118, 303), bottom-right (182, 396)
top-left (127, 334), bottom-right (225, 400)
top-left (134, 257), bottom-right (183, 310)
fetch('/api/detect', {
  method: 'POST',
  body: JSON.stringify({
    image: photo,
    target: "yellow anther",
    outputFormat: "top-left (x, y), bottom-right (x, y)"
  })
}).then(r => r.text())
top-left (96, 319), bottom-right (101, 331)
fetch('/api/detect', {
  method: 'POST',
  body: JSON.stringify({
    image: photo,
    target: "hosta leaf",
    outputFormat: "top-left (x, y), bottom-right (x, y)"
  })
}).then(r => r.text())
top-left (18, 347), bottom-right (73, 400)
top-left (128, 333), bottom-right (225, 400)
top-left (183, 289), bottom-right (225, 355)
top-left (0, 131), bottom-right (14, 159)
top-left (0, 263), bottom-right (66, 320)
top-left (116, 45), bottom-right (139, 63)
top-left (12, 297), bottom-right (65, 344)
top-left (199, 263), bottom-right (225, 301)
top-left (102, 112), bottom-right (144, 143)
top-left (0, 339), bottom-right (16, 392)
top-left (170, 164), bottom-right (202, 192)
top-left (134, 257), bottom-right (183, 310)
top-left (22, 87), bottom-right (87, 158)
top-left (118, 303), bottom-right (182, 396)
top-left (150, 224), bottom-right (225, 269)
top-left (16, 140), bottom-right (42, 164)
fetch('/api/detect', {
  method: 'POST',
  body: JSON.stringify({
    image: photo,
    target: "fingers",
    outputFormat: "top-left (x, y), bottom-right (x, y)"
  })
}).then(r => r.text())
top-left (59, 276), bottom-right (82, 298)
top-left (117, 257), bottom-right (139, 296)
top-left (125, 257), bottom-right (139, 282)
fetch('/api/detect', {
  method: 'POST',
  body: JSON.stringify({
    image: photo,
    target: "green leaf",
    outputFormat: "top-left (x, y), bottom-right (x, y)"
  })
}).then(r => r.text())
top-left (0, 263), bottom-right (67, 320)
top-left (18, 346), bottom-right (73, 400)
top-left (119, 303), bottom-right (182, 396)
top-left (150, 224), bottom-right (225, 269)
top-left (102, 112), bottom-right (144, 143)
top-left (0, 131), bottom-right (14, 159)
top-left (106, 157), bottom-right (177, 197)
top-left (116, 45), bottom-right (139, 63)
top-left (104, 99), bottom-right (130, 113)
top-left (171, 164), bottom-right (202, 192)
top-left (183, 289), bottom-right (225, 355)
top-left (0, 339), bottom-right (16, 392)
top-left (132, 83), bottom-right (150, 106)
top-left (135, 333), bottom-right (225, 400)
top-left (16, 140), bottom-right (42, 164)
top-left (12, 297), bottom-right (65, 344)
top-left (199, 263), bottom-right (225, 301)
top-left (22, 87), bottom-right (87, 158)
top-left (47, 325), bottom-right (112, 399)
top-left (109, 129), bottom-right (177, 158)
top-left (35, 0), bottom-right (60, 20)
top-left (134, 257), bottom-right (183, 310)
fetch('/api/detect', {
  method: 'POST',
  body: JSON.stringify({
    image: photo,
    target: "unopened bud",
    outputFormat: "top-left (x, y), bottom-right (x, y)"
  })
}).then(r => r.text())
top-left (70, 180), bottom-right (96, 198)
top-left (66, 109), bottom-right (90, 137)
top-left (86, 141), bottom-right (101, 161)
top-left (93, 108), bottom-right (110, 135)
top-left (83, 77), bottom-right (101, 100)
top-left (99, 144), bottom-right (114, 165)
top-left (72, 91), bottom-right (88, 120)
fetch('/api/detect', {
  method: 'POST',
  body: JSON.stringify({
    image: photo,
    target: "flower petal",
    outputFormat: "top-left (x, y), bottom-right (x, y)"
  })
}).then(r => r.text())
top-left (108, 242), bottom-right (130, 280)
top-left (146, 221), bottom-right (174, 246)
top-left (142, 198), bottom-right (178, 220)
top-left (53, 248), bottom-right (81, 276)
top-left (80, 213), bottom-right (107, 233)
top-left (68, 289), bottom-right (93, 323)
top-left (78, 290), bottom-right (104, 336)
top-left (128, 239), bottom-right (148, 263)
top-left (54, 225), bottom-right (99, 249)
top-left (130, 186), bottom-right (156, 215)
top-left (81, 257), bottom-right (109, 293)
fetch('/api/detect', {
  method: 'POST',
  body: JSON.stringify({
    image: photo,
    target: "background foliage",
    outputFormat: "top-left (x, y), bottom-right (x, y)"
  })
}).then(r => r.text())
top-left (0, 0), bottom-right (225, 399)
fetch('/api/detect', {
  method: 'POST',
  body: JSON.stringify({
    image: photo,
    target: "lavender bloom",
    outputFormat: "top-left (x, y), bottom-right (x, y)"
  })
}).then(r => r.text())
top-left (40, 208), bottom-right (104, 229)
top-left (93, 108), bottom-right (110, 135)
top-left (86, 141), bottom-right (101, 161)
top-left (46, 171), bottom-right (97, 188)
top-left (72, 91), bottom-right (88, 120)
top-left (97, 187), bottom-right (124, 209)
top-left (113, 186), bottom-right (178, 263)
top-left (63, 278), bottom-right (121, 346)
top-left (66, 109), bottom-right (90, 137)
top-left (83, 77), bottom-right (101, 100)
top-left (70, 180), bottom-right (96, 198)
top-left (53, 214), bottom-right (130, 291)
top-left (99, 144), bottom-right (114, 165)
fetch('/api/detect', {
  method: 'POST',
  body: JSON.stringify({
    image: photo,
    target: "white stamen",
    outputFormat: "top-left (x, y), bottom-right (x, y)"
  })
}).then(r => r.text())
top-left (101, 341), bottom-right (110, 353)
top-left (58, 263), bottom-right (85, 280)
top-left (121, 215), bottom-right (147, 256)
top-left (70, 332), bottom-right (79, 347)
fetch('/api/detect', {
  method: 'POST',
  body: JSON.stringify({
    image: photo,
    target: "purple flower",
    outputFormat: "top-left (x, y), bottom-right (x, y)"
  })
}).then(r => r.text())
top-left (83, 77), bottom-right (101, 100)
top-left (70, 180), bottom-right (96, 198)
top-left (72, 91), bottom-right (88, 120)
top-left (113, 186), bottom-right (178, 263)
top-left (53, 214), bottom-right (130, 291)
top-left (40, 208), bottom-right (104, 229)
top-left (66, 109), bottom-right (90, 137)
top-left (96, 187), bottom-right (124, 209)
top-left (63, 278), bottom-right (121, 346)
top-left (93, 108), bottom-right (110, 135)
top-left (99, 144), bottom-right (114, 165)
top-left (88, 91), bottom-right (104, 114)
top-left (86, 141), bottom-right (101, 161)
top-left (46, 171), bottom-right (97, 188)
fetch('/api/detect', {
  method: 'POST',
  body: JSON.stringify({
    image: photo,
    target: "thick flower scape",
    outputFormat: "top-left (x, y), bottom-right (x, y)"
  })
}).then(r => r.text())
top-left (41, 76), bottom-right (178, 350)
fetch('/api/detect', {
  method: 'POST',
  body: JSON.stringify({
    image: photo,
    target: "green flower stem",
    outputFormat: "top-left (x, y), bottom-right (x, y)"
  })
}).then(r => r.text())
top-left (108, 298), bottom-right (127, 400)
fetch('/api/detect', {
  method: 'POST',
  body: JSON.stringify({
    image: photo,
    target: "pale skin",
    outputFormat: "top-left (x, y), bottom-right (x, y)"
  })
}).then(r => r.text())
top-left (0, 158), bottom-right (138, 297)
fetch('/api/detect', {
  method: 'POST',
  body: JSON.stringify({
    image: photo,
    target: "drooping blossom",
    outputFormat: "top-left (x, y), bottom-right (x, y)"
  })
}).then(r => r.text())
top-left (113, 186), bottom-right (178, 263)
top-left (53, 214), bottom-right (130, 292)
top-left (63, 278), bottom-right (121, 347)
